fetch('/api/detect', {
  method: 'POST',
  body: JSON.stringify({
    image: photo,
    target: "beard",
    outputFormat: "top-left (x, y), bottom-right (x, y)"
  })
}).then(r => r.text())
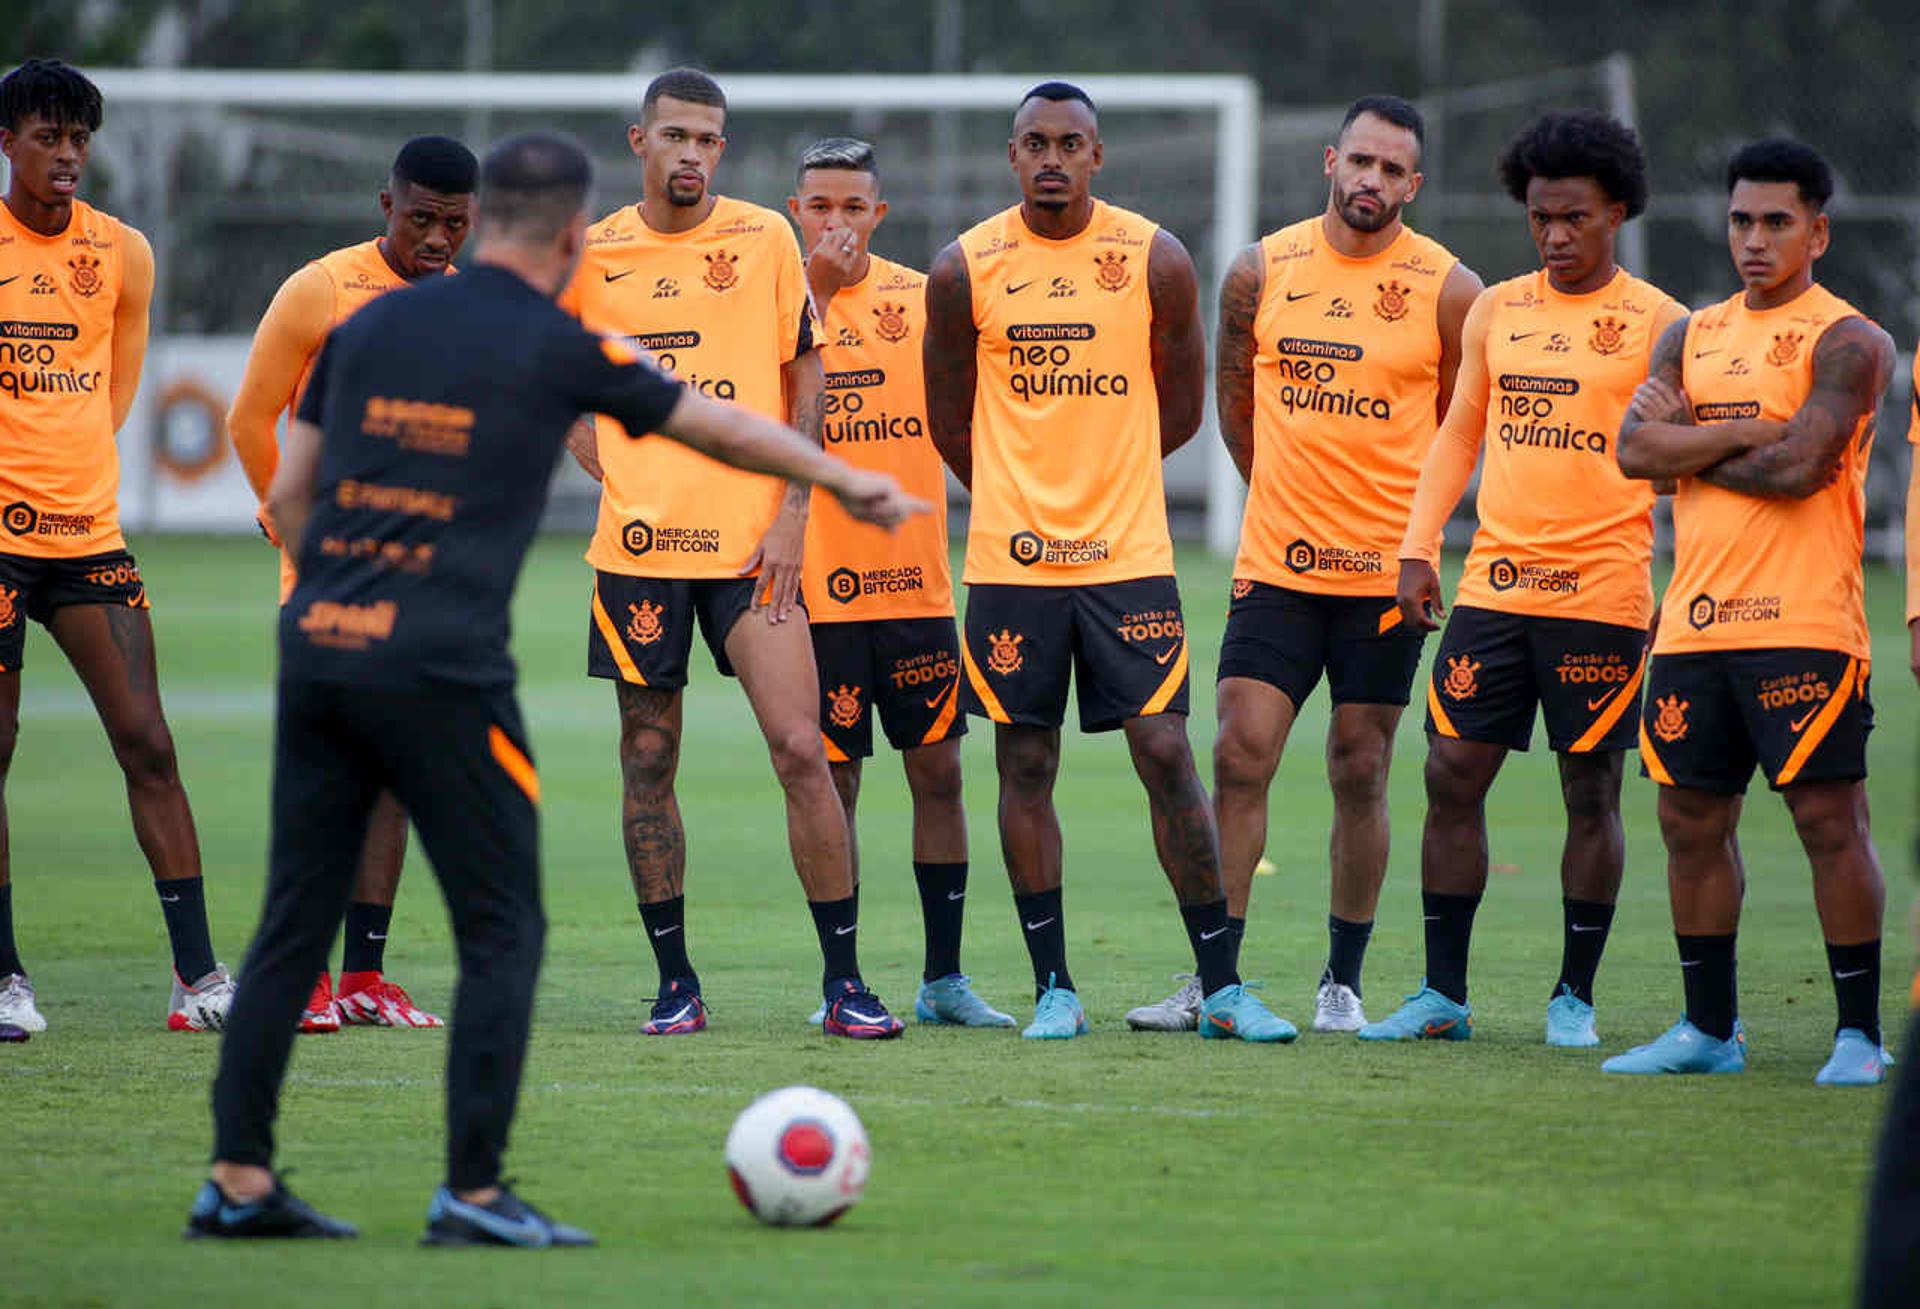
top-left (1335, 185), bottom-right (1398, 234)
top-left (666, 179), bottom-right (706, 207)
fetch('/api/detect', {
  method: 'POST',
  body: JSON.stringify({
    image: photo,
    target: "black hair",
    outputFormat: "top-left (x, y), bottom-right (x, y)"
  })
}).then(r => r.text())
top-left (796, 137), bottom-right (877, 189)
top-left (1726, 138), bottom-right (1833, 209)
top-left (1019, 80), bottom-right (1097, 118)
top-left (0, 58), bottom-right (103, 133)
top-left (391, 135), bottom-right (478, 196)
top-left (1498, 110), bottom-right (1648, 218)
top-left (642, 68), bottom-right (726, 125)
top-left (1340, 93), bottom-right (1424, 148)
top-left (479, 130), bottom-right (594, 239)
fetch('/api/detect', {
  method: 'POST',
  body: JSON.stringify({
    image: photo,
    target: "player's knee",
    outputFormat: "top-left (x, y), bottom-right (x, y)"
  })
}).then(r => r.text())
top-left (997, 735), bottom-right (1058, 795)
top-left (619, 724), bottom-right (678, 790)
top-left (1422, 749), bottom-right (1482, 816)
top-left (0, 711), bottom-right (17, 775)
top-left (765, 722), bottom-right (829, 789)
top-left (1559, 767), bottom-right (1621, 827)
top-left (1785, 789), bottom-right (1870, 860)
top-left (1656, 791), bottom-right (1736, 857)
top-left (109, 717), bottom-right (180, 785)
top-left (1328, 736), bottom-right (1389, 810)
top-left (1212, 720), bottom-right (1277, 792)
top-left (1128, 718), bottom-right (1196, 789)
top-left (904, 750), bottom-right (963, 809)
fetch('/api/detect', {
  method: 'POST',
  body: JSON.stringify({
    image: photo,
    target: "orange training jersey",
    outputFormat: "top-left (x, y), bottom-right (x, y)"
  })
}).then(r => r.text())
top-left (802, 255), bottom-right (952, 622)
top-left (962, 200), bottom-right (1172, 586)
top-left (1236, 217), bottom-right (1459, 594)
top-left (570, 198), bottom-right (813, 579)
top-left (0, 198), bottom-right (129, 557)
top-left (1454, 269), bottom-right (1685, 627)
top-left (1659, 284), bottom-right (1877, 657)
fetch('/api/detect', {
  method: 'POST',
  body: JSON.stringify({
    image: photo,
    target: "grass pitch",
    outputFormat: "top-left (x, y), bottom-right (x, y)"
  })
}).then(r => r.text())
top-left (4, 536), bottom-right (1913, 1309)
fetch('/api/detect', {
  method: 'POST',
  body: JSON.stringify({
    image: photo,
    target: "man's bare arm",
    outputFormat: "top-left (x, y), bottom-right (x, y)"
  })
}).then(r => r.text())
top-left (1433, 262), bottom-right (1485, 423)
top-left (1616, 315), bottom-right (1772, 478)
top-left (109, 226), bottom-right (154, 435)
top-left (1147, 228), bottom-right (1206, 457)
top-left (923, 241), bottom-right (978, 489)
top-left (1215, 243), bottom-right (1262, 482)
top-left (565, 416), bottom-right (603, 482)
top-left (265, 417), bottom-right (322, 561)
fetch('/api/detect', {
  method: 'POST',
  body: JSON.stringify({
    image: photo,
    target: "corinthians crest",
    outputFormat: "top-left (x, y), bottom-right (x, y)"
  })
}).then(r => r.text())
top-left (0, 583), bottom-right (17, 629)
top-left (828, 684), bottom-right (863, 729)
top-left (1651, 693), bottom-right (1689, 743)
top-left (703, 249), bottom-right (738, 292)
top-left (1441, 655), bottom-right (1480, 700)
top-left (1094, 250), bottom-right (1130, 292)
top-left (1766, 331), bottom-right (1804, 366)
top-left (68, 253), bottom-right (103, 297)
top-left (1373, 280), bottom-right (1410, 322)
top-left (985, 628), bottom-right (1025, 676)
top-left (625, 600), bottom-right (665, 646)
top-left (872, 301), bottom-right (909, 343)
top-left (1588, 315), bottom-right (1627, 356)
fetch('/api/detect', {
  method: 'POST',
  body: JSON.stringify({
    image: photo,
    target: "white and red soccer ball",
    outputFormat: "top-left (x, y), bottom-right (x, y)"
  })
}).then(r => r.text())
top-left (725, 1086), bottom-right (870, 1227)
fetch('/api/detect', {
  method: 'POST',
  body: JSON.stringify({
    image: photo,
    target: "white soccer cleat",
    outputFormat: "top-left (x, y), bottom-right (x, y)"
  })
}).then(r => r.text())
top-left (0, 972), bottom-right (48, 1033)
top-left (1312, 980), bottom-right (1367, 1033)
top-left (1125, 974), bottom-right (1203, 1032)
top-left (168, 964), bottom-right (237, 1032)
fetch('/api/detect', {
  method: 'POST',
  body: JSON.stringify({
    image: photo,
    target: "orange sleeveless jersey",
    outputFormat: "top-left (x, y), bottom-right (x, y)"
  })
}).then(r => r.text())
top-left (1236, 218), bottom-right (1459, 594)
top-left (801, 255), bottom-right (953, 621)
top-left (962, 201), bottom-right (1172, 586)
top-left (1659, 284), bottom-right (1877, 657)
top-left (1451, 270), bottom-right (1684, 626)
top-left (0, 198), bottom-right (128, 557)
top-left (568, 198), bottom-right (813, 579)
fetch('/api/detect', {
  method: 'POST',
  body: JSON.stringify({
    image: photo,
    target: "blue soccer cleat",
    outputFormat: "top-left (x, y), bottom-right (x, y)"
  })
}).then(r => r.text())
top-left (1602, 1018), bottom-right (1746, 1075)
top-left (1545, 984), bottom-right (1600, 1048)
top-left (1814, 1027), bottom-right (1892, 1087)
top-left (1022, 976), bottom-right (1088, 1040)
top-left (420, 1185), bottom-right (594, 1248)
top-left (1355, 984), bottom-right (1472, 1042)
top-left (184, 1177), bottom-right (358, 1240)
top-left (642, 979), bottom-right (706, 1036)
top-left (915, 974), bottom-right (1016, 1028)
top-left (1198, 983), bottom-right (1298, 1043)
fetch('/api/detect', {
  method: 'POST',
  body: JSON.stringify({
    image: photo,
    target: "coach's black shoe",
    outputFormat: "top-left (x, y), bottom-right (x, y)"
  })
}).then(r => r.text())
top-left (420, 1184), bottom-right (595, 1248)
top-left (184, 1176), bottom-right (358, 1240)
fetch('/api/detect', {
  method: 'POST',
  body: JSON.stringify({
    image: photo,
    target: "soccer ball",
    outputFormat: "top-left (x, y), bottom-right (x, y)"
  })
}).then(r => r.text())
top-left (725, 1086), bottom-right (870, 1227)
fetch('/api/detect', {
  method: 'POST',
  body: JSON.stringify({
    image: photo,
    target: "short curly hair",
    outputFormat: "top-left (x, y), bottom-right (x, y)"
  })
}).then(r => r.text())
top-left (1498, 110), bottom-right (1648, 219)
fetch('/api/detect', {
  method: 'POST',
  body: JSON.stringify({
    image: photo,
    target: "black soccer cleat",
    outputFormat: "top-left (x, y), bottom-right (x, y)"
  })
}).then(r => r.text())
top-left (184, 1177), bottom-right (358, 1240)
top-left (822, 978), bottom-right (905, 1040)
top-left (420, 1185), bottom-right (595, 1249)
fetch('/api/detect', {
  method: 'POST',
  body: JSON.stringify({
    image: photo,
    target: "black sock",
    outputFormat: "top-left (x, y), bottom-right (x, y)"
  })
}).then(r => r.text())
top-left (1677, 932), bottom-right (1738, 1041)
top-left (0, 883), bottom-right (20, 977)
top-left (1225, 913), bottom-right (1247, 971)
top-left (913, 861), bottom-right (967, 982)
top-left (1554, 899), bottom-right (1615, 1006)
top-left (340, 901), bottom-right (393, 975)
top-left (638, 896), bottom-right (695, 990)
top-left (1324, 914), bottom-right (1373, 996)
top-left (1014, 887), bottom-right (1072, 998)
top-left (1827, 938), bottom-right (1882, 1046)
top-left (809, 894), bottom-right (861, 988)
top-left (155, 877), bottom-right (215, 982)
top-left (1422, 891), bottom-right (1480, 1005)
top-left (1180, 899), bottom-right (1239, 995)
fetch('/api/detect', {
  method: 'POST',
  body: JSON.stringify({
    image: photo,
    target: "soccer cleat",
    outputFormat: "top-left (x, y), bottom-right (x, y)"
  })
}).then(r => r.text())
top-left (167, 964), bottom-right (237, 1032)
top-left (299, 972), bottom-right (340, 1034)
top-left (335, 974), bottom-right (444, 1028)
top-left (1124, 974), bottom-right (1202, 1032)
top-left (1545, 985), bottom-right (1599, 1048)
top-left (420, 1185), bottom-right (594, 1248)
top-left (642, 979), bottom-right (707, 1036)
top-left (1355, 984), bottom-right (1472, 1042)
top-left (1022, 976), bottom-right (1088, 1040)
top-left (914, 974), bottom-right (1016, 1028)
top-left (0, 972), bottom-right (48, 1033)
top-left (805, 1002), bottom-right (827, 1027)
top-left (0, 1022), bottom-right (27, 1043)
top-left (1198, 983), bottom-right (1298, 1043)
top-left (184, 1177), bottom-right (358, 1240)
top-left (1814, 1027), bottom-right (1892, 1087)
top-left (1312, 980), bottom-right (1367, 1033)
top-left (1602, 1018), bottom-right (1746, 1075)
top-left (822, 980), bottom-right (905, 1040)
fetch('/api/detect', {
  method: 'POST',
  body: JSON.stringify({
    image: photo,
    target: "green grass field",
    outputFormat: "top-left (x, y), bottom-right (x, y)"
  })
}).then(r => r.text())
top-left (4, 536), bottom-right (1913, 1308)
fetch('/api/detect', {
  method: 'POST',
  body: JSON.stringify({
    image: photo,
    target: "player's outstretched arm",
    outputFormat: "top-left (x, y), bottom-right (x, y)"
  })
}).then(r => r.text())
top-left (1696, 316), bottom-right (1894, 500)
top-left (1214, 243), bottom-right (1262, 483)
top-left (923, 241), bottom-right (978, 489)
top-left (1147, 229), bottom-right (1205, 457)
top-left (226, 264), bottom-right (334, 507)
top-left (1433, 262), bottom-right (1485, 423)
top-left (108, 225), bottom-right (154, 436)
top-left (1617, 314), bottom-right (1772, 479)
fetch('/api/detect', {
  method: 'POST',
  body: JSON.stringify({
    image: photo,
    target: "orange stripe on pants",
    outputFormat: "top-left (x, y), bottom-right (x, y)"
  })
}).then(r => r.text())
top-left (962, 645), bottom-right (1012, 724)
top-left (1774, 657), bottom-right (1861, 787)
top-left (590, 586), bottom-right (648, 685)
top-left (920, 678), bottom-right (960, 745)
top-left (489, 726), bottom-right (541, 804)
top-left (1139, 639), bottom-right (1190, 716)
top-left (1637, 720), bottom-right (1675, 785)
top-left (1426, 676), bottom-right (1459, 738)
top-left (1569, 651), bottom-right (1647, 753)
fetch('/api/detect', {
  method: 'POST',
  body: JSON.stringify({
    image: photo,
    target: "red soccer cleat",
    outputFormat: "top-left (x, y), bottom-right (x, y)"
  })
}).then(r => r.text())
top-left (300, 971), bottom-right (340, 1034)
top-left (335, 972), bottom-right (444, 1028)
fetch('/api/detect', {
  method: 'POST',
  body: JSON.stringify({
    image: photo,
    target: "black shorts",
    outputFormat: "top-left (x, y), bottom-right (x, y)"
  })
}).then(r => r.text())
top-left (586, 573), bottom-right (766, 690)
top-left (1425, 605), bottom-right (1648, 753)
top-left (811, 617), bottom-right (968, 761)
top-left (961, 578), bottom-right (1189, 733)
top-left (1638, 648), bottom-right (1873, 794)
top-left (1217, 580), bottom-right (1425, 709)
top-left (0, 548), bottom-right (149, 673)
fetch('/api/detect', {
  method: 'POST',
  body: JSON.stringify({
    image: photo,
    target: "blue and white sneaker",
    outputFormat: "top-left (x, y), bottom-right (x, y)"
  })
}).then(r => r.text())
top-left (184, 1177), bottom-right (358, 1240)
top-left (915, 974), bottom-right (1016, 1027)
top-left (1198, 983), bottom-right (1298, 1043)
top-left (1602, 1018), bottom-right (1745, 1075)
top-left (1355, 984), bottom-right (1472, 1041)
top-left (421, 1185), bottom-right (594, 1248)
top-left (1814, 1027), bottom-right (1892, 1087)
top-left (1022, 976), bottom-right (1087, 1040)
top-left (642, 979), bottom-right (706, 1036)
top-left (1545, 984), bottom-right (1600, 1048)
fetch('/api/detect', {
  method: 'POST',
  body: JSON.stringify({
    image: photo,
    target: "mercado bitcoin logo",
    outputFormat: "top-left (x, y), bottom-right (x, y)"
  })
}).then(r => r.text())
top-left (1284, 539), bottom-right (1317, 575)
top-left (1489, 558), bottom-right (1519, 592)
top-left (1688, 593), bottom-right (1716, 630)
top-left (1009, 530), bottom-right (1044, 567)
top-left (2, 501), bottom-right (37, 536)
top-left (826, 567), bottom-right (861, 605)
top-left (622, 518), bottom-right (655, 556)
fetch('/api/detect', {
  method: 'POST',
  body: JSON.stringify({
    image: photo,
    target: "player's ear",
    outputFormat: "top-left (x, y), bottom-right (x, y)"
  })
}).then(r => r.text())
top-left (378, 187), bottom-right (394, 222)
top-left (1607, 200), bottom-right (1627, 233)
top-left (1090, 139), bottom-right (1103, 175)
top-left (1323, 143), bottom-right (1337, 179)
top-left (786, 195), bottom-right (802, 223)
top-left (1403, 169), bottom-right (1424, 204)
top-left (1808, 210), bottom-right (1831, 260)
top-left (872, 198), bottom-right (889, 227)
top-left (626, 121), bottom-right (645, 160)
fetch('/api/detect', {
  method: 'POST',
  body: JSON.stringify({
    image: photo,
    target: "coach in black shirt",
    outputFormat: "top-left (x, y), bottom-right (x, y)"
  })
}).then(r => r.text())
top-left (191, 131), bottom-right (924, 1248)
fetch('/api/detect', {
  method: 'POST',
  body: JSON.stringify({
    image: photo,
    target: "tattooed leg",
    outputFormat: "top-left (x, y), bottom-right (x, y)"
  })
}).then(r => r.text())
top-left (615, 682), bottom-right (686, 903)
top-left (1122, 713), bottom-right (1224, 906)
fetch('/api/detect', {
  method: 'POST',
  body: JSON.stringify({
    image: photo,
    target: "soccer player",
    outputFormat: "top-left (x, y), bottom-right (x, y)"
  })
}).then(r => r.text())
top-left (924, 81), bottom-right (1291, 1042)
top-left (0, 59), bottom-right (233, 1034)
top-left (226, 135), bottom-right (477, 1034)
top-left (785, 138), bottom-right (1011, 1027)
top-left (1357, 111), bottom-right (1684, 1046)
top-left (565, 69), bottom-right (903, 1038)
top-left (191, 131), bottom-right (925, 1243)
top-left (1130, 94), bottom-right (1480, 1034)
top-left (1607, 139), bottom-right (1895, 1084)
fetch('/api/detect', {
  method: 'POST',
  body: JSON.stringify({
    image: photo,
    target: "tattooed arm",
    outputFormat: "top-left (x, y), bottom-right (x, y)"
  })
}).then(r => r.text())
top-left (1616, 315), bottom-right (1771, 479)
top-left (1215, 243), bottom-right (1262, 483)
top-left (923, 240), bottom-right (979, 489)
top-left (1147, 228), bottom-right (1206, 457)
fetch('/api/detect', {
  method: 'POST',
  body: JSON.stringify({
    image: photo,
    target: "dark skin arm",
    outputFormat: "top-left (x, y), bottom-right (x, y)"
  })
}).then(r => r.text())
top-left (1433, 262), bottom-right (1484, 424)
top-left (1617, 314), bottom-right (1770, 478)
top-left (1214, 242), bottom-right (1262, 482)
top-left (923, 240), bottom-right (978, 489)
top-left (1147, 228), bottom-right (1206, 457)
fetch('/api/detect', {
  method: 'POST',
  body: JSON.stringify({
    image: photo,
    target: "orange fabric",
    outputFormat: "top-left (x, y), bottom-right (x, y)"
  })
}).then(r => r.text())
top-left (1659, 285), bottom-right (1878, 657)
top-left (488, 725), bottom-right (541, 804)
top-left (1773, 656), bottom-right (1862, 786)
top-left (1637, 720), bottom-right (1675, 785)
top-left (1569, 649), bottom-right (1647, 753)
top-left (920, 678), bottom-right (960, 744)
top-left (589, 586), bottom-right (647, 685)
top-left (960, 201), bottom-right (1173, 586)
top-left (1139, 638), bottom-right (1190, 715)
top-left (1905, 346), bottom-right (1918, 624)
top-left (0, 197), bottom-right (130, 557)
top-left (961, 645), bottom-right (1012, 723)
top-left (801, 255), bottom-right (953, 621)
top-left (569, 198), bottom-right (814, 579)
top-left (1426, 677), bottom-right (1460, 737)
top-left (1235, 218), bottom-right (1459, 594)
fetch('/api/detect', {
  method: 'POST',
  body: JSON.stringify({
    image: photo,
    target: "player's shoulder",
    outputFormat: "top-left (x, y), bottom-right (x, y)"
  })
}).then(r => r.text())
top-left (1258, 217), bottom-right (1318, 266)
top-left (867, 255), bottom-right (926, 294)
top-left (707, 196), bottom-right (793, 248)
top-left (582, 204), bottom-right (642, 259)
top-left (311, 240), bottom-right (390, 291)
top-left (1483, 269), bottom-right (1542, 306)
top-left (1391, 225), bottom-right (1461, 283)
top-left (1094, 200), bottom-right (1158, 241)
top-left (1805, 284), bottom-right (1889, 347)
top-left (957, 205), bottom-right (1022, 261)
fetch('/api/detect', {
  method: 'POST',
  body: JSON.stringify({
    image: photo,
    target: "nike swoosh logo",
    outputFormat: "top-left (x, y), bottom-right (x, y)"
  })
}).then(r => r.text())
top-left (1693, 349), bottom-right (1723, 358)
top-left (1284, 290), bottom-right (1315, 302)
top-left (160, 894), bottom-right (181, 903)
top-left (946, 890), bottom-right (966, 902)
top-left (1422, 1019), bottom-right (1459, 1036)
top-left (0, 275), bottom-right (18, 289)
top-left (1569, 924), bottom-right (1606, 933)
top-left (1023, 917), bottom-right (1056, 932)
top-left (651, 925), bottom-right (680, 938)
top-left (1788, 705), bottom-right (1821, 733)
top-left (445, 1197), bottom-right (549, 1246)
top-left (1835, 968), bottom-right (1869, 980)
top-left (1006, 280), bottom-right (1033, 294)
top-left (838, 1005), bottom-right (887, 1024)
top-left (1586, 691), bottom-right (1618, 711)
top-left (1680, 959), bottom-right (1702, 968)
top-left (834, 924), bottom-right (857, 936)
top-left (924, 688), bottom-right (951, 709)
top-left (1198, 927), bottom-right (1230, 941)
top-left (1508, 331), bottom-right (1542, 341)
top-left (1153, 644), bottom-right (1180, 666)
top-left (367, 932), bottom-right (387, 941)
top-left (604, 269), bottom-right (636, 282)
